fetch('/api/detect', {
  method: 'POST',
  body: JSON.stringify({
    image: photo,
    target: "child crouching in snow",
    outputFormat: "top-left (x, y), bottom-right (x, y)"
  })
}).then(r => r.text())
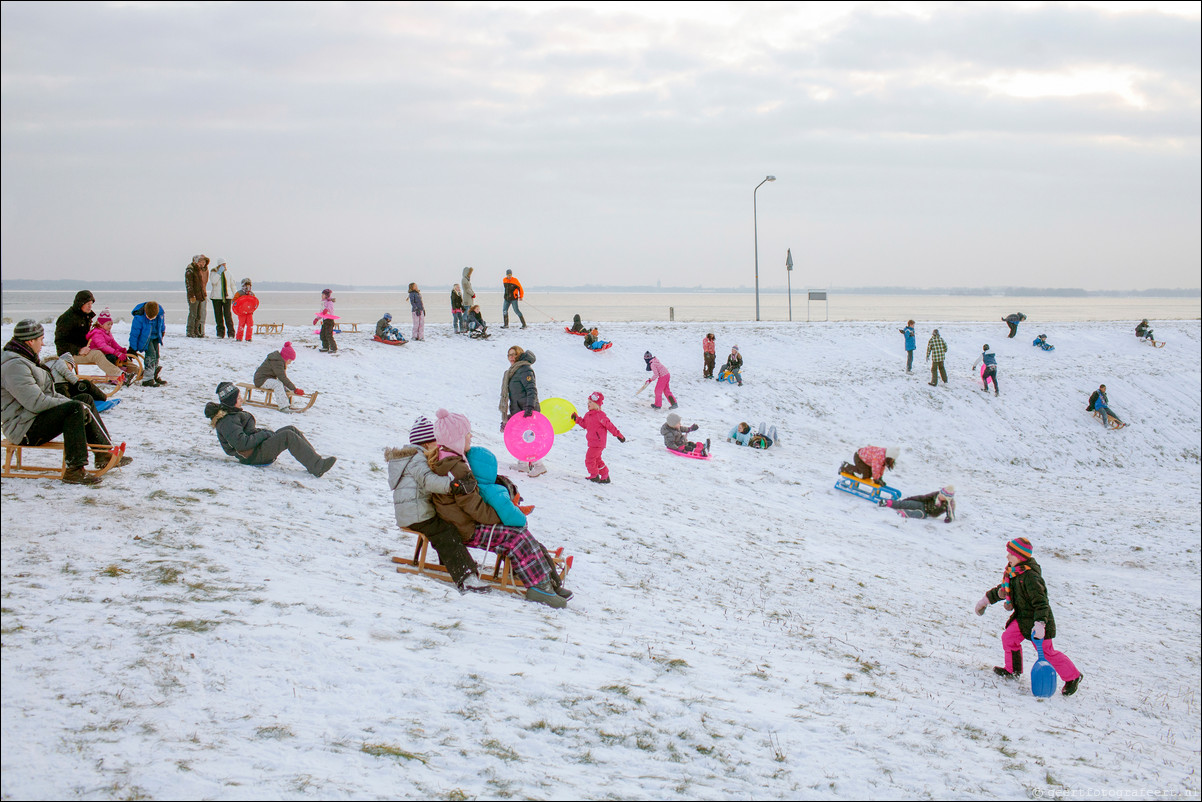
top-left (570, 391), bottom-right (625, 483)
top-left (253, 342), bottom-right (305, 412)
top-left (661, 412), bottom-right (708, 457)
top-left (975, 537), bottom-right (1083, 696)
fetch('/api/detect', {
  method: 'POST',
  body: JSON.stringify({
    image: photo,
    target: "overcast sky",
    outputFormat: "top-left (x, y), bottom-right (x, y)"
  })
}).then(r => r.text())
top-left (2, 1), bottom-right (1198, 290)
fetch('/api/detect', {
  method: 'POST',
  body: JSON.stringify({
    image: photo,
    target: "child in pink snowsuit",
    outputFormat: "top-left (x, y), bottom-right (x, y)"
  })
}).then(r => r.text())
top-left (643, 351), bottom-right (677, 409)
top-left (975, 537), bottom-right (1083, 696)
top-left (570, 391), bottom-right (625, 483)
top-left (87, 310), bottom-right (135, 377)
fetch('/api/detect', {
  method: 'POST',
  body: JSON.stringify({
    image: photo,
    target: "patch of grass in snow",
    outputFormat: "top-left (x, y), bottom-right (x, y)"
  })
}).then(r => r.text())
top-left (481, 738), bottom-right (520, 762)
top-left (61, 562), bottom-right (79, 575)
top-left (101, 782), bottom-right (151, 800)
top-left (360, 742), bottom-right (429, 763)
top-left (440, 789), bottom-right (470, 801)
top-left (525, 720), bottom-right (569, 736)
top-left (255, 725), bottom-right (294, 740)
top-left (99, 564), bottom-right (130, 578)
top-left (151, 565), bottom-right (182, 584)
top-left (188, 487), bottom-right (218, 495)
top-left (169, 619), bottom-right (220, 633)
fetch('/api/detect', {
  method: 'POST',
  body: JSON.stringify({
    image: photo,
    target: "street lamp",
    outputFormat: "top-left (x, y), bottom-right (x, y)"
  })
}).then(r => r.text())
top-left (754, 175), bottom-right (776, 322)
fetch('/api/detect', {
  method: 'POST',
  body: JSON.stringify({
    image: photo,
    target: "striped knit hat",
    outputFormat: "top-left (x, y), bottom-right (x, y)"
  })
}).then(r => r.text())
top-left (1006, 537), bottom-right (1033, 559)
top-left (409, 416), bottom-right (435, 445)
top-left (13, 319), bottom-right (44, 341)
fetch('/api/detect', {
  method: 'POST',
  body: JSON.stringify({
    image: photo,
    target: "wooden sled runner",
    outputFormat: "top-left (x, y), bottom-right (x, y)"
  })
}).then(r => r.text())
top-left (2, 438), bottom-right (126, 480)
top-left (235, 383), bottom-right (320, 412)
top-left (1091, 410), bottom-right (1127, 430)
top-left (392, 528), bottom-right (572, 595)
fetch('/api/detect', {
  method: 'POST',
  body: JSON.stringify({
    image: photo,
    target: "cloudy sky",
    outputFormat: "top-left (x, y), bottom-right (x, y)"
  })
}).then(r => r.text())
top-left (1, 1), bottom-right (1198, 290)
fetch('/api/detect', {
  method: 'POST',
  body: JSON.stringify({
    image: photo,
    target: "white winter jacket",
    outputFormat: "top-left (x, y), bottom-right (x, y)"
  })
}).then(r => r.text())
top-left (1, 349), bottom-right (71, 445)
top-left (386, 445), bottom-right (456, 527)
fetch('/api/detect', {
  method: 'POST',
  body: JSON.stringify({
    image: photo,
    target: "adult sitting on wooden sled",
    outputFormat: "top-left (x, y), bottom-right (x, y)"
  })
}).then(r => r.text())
top-left (2, 320), bottom-right (131, 485)
top-left (426, 408), bottom-right (570, 608)
top-left (204, 382), bottom-right (336, 476)
top-left (386, 416), bottom-right (491, 595)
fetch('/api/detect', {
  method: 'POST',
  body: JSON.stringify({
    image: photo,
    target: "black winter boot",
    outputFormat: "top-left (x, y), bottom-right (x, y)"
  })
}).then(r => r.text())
top-left (993, 650), bottom-right (1022, 677)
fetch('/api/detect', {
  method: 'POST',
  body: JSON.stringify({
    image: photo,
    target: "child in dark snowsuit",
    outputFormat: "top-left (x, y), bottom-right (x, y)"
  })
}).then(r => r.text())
top-left (569, 314), bottom-right (587, 334)
top-left (1002, 312), bottom-right (1027, 338)
top-left (570, 391), bottom-right (625, 483)
top-left (583, 328), bottom-right (610, 350)
top-left (881, 486), bottom-right (955, 522)
top-left (974, 537), bottom-right (1082, 695)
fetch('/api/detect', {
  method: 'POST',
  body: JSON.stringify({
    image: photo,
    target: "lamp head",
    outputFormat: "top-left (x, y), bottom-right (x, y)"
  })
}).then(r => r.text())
top-left (766, 175), bottom-right (776, 181)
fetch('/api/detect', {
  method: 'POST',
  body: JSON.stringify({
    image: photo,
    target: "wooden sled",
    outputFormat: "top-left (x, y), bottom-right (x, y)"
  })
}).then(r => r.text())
top-left (255, 322), bottom-right (284, 336)
top-left (372, 335), bottom-right (407, 346)
top-left (1091, 410), bottom-right (1127, 430)
top-left (79, 373), bottom-right (126, 399)
top-left (1141, 339), bottom-right (1165, 348)
top-left (2, 438), bottom-right (126, 480)
top-left (235, 382), bottom-right (320, 412)
top-left (393, 528), bottom-right (572, 596)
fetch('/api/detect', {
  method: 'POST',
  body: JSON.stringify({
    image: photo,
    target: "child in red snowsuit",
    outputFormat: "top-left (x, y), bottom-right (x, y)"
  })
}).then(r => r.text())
top-left (570, 391), bottom-right (625, 483)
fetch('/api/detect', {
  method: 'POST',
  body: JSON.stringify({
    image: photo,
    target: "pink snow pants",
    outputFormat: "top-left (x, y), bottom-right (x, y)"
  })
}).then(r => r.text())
top-left (585, 446), bottom-right (608, 480)
top-left (654, 374), bottom-right (672, 406)
top-left (1001, 620), bottom-right (1081, 680)
top-left (412, 312), bottom-right (425, 341)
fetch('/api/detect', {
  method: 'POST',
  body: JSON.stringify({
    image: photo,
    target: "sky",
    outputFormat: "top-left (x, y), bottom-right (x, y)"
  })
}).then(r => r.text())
top-left (1, 1), bottom-right (1199, 290)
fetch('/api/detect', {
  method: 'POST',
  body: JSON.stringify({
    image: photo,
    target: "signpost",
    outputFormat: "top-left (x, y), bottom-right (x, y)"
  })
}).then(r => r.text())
top-left (807, 290), bottom-right (828, 322)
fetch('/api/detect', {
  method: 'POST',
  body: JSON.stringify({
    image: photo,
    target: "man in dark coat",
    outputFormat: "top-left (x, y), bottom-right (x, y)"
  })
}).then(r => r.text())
top-left (204, 382), bottom-right (335, 475)
top-left (185, 255), bottom-right (210, 338)
top-left (54, 290), bottom-right (122, 379)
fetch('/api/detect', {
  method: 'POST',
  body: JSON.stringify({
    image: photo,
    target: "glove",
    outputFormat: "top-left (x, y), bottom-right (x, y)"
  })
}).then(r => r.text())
top-left (449, 476), bottom-right (477, 496)
top-left (1031, 621), bottom-right (1046, 639)
top-left (944, 516), bottom-right (951, 524)
top-left (523, 409), bottom-right (533, 418)
top-left (617, 435), bottom-right (625, 443)
top-left (500, 421), bottom-right (506, 432)
top-left (570, 412), bottom-right (578, 422)
top-left (688, 424), bottom-right (699, 432)
top-left (974, 596), bottom-right (989, 616)
top-left (294, 388), bottom-right (304, 396)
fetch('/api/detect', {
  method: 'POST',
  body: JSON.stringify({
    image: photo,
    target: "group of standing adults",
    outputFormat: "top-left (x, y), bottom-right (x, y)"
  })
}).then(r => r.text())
top-left (185, 254), bottom-right (254, 340)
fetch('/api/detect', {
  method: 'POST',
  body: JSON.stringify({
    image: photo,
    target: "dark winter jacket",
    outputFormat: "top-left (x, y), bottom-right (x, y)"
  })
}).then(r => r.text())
top-left (54, 291), bottom-right (96, 356)
top-left (204, 402), bottom-right (273, 461)
top-left (661, 422), bottom-right (696, 451)
top-left (465, 308), bottom-right (486, 331)
top-left (409, 290), bottom-right (425, 316)
top-left (505, 353), bottom-right (540, 417)
top-left (128, 302), bottom-right (166, 352)
top-left (254, 352), bottom-right (296, 393)
top-left (1004, 313), bottom-right (1026, 325)
top-left (427, 449), bottom-right (501, 540)
top-left (451, 290), bottom-right (464, 311)
top-left (1087, 390), bottom-right (1109, 412)
top-left (723, 352), bottom-right (744, 372)
top-left (583, 332), bottom-right (599, 349)
top-left (985, 558), bottom-right (1057, 640)
top-left (570, 314), bottom-right (586, 333)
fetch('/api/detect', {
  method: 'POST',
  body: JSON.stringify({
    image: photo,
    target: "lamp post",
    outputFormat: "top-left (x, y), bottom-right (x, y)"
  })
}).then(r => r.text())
top-left (754, 175), bottom-right (776, 322)
top-left (786, 248), bottom-right (794, 322)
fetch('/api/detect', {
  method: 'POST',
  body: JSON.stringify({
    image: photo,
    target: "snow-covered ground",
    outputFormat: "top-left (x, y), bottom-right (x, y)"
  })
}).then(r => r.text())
top-left (2, 317), bottom-right (1199, 800)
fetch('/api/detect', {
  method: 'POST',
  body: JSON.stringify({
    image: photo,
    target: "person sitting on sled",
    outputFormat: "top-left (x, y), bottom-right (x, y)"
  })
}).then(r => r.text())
top-left (583, 328), bottom-right (610, 351)
top-left (375, 313), bottom-right (405, 342)
top-left (464, 305), bottom-right (489, 337)
top-left (718, 345), bottom-right (744, 385)
top-left (840, 445), bottom-right (898, 484)
top-left (728, 421), bottom-right (752, 446)
top-left (975, 537), bottom-right (1083, 696)
top-left (1032, 333), bottom-right (1054, 351)
top-left (881, 485), bottom-right (956, 522)
top-left (569, 314), bottom-right (587, 334)
top-left (1135, 319), bottom-right (1156, 344)
top-left (662, 412), bottom-right (708, 457)
top-left (253, 341), bottom-right (306, 413)
top-left (1087, 384), bottom-right (1125, 428)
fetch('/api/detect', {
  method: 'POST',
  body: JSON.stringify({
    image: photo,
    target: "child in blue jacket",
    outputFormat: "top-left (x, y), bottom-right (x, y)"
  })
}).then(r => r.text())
top-left (899, 320), bottom-right (916, 372)
top-left (129, 301), bottom-right (166, 387)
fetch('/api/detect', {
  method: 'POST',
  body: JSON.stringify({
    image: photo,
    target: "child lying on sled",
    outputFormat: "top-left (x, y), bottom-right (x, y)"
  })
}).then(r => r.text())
top-left (662, 412), bottom-right (709, 457)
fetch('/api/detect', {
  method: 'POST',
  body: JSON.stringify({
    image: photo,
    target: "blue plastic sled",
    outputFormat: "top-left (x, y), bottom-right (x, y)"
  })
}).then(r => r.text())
top-left (835, 472), bottom-right (901, 504)
top-left (1031, 638), bottom-right (1056, 698)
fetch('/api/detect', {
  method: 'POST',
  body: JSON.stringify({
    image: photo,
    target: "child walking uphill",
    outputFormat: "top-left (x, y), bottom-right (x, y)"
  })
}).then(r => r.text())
top-left (128, 301), bottom-right (166, 387)
top-left (702, 333), bottom-right (716, 379)
top-left (253, 342), bottom-right (306, 412)
top-left (232, 279), bottom-right (258, 342)
top-left (975, 537), bottom-right (1083, 696)
top-left (386, 416), bottom-right (490, 595)
top-left (315, 289), bottom-right (338, 353)
top-left (662, 412), bottom-right (708, 457)
top-left (570, 391), bottom-right (625, 483)
top-left (451, 285), bottom-right (465, 334)
top-left (643, 351), bottom-right (677, 409)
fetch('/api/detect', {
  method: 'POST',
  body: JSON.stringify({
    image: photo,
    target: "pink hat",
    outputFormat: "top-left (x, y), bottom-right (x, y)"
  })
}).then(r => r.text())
top-left (280, 341), bottom-right (296, 361)
top-left (589, 391), bottom-right (604, 405)
top-left (95, 310), bottom-right (113, 326)
top-left (433, 408), bottom-right (472, 455)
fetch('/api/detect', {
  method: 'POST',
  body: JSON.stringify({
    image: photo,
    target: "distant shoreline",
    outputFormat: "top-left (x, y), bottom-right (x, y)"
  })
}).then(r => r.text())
top-left (2, 280), bottom-right (1198, 298)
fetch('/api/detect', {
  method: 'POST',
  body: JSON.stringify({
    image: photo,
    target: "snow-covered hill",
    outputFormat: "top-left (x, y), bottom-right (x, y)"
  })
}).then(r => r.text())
top-left (2, 318), bottom-right (1199, 799)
